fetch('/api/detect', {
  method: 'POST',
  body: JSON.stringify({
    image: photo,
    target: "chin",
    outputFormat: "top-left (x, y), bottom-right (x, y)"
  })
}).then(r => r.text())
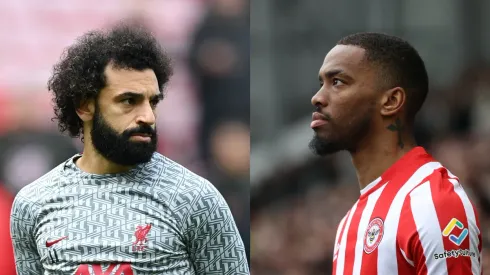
top-left (308, 134), bottom-right (345, 156)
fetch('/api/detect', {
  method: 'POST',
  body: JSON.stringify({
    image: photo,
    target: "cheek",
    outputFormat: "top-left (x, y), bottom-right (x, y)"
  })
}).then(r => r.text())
top-left (347, 102), bottom-right (376, 132)
top-left (329, 95), bottom-right (356, 121)
top-left (102, 113), bottom-right (129, 133)
top-left (331, 97), bottom-right (373, 129)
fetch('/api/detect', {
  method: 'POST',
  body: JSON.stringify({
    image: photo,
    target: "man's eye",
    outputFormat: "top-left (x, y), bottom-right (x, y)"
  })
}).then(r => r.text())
top-left (150, 100), bottom-right (160, 108)
top-left (332, 78), bottom-right (344, 86)
top-left (122, 98), bottom-right (135, 105)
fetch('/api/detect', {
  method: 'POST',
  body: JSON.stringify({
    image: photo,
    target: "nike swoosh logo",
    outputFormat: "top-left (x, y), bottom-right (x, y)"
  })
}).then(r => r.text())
top-left (46, 236), bottom-right (68, 247)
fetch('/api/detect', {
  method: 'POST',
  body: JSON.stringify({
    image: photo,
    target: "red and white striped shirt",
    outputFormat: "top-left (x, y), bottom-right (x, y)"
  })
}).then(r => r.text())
top-left (332, 147), bottom-right (482, 275)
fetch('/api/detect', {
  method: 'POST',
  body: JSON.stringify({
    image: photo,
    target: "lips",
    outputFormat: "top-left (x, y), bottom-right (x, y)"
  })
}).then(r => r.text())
top-left (312, 112), bottom-right (328, 121)
top-left (132, 133), bottom-right (151, 137)
top-left (130, 133), bottom-right (153, 142)
top-left (311, 112), bottom-right (329, 128)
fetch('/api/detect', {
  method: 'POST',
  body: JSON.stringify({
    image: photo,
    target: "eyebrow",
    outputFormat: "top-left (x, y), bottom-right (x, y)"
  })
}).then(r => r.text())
top-left (115, 91), bottom-right (163, 101)
top-left (319, 69), bottom-right (352, 81)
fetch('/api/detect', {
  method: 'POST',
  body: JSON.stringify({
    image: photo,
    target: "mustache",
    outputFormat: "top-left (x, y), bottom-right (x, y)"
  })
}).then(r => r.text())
top-left (123, 124), bottom-right (156, 137)
top-left (315, 106), bottom-right (332, 121)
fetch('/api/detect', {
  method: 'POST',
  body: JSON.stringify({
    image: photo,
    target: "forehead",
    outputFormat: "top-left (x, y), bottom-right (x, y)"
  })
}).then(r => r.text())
top-left (320, 45), bottom-right (369, 75)
top-left (103, 64), bottom-right (159, 96)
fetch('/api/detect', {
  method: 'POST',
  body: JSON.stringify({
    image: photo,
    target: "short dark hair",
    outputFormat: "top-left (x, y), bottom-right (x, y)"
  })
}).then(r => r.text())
top-left (337, 32), bottom-right (428, 124)
top-left (48, 23), bottom-right (173, 138)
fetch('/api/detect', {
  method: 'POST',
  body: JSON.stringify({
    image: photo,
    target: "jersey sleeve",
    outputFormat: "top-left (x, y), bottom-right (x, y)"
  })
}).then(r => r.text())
top-left (404, 174), bottom-right (482, 275)
top-left (10, 191), bottom-right (44, 274)
top-left (184, 180), bottom-right (249, 275)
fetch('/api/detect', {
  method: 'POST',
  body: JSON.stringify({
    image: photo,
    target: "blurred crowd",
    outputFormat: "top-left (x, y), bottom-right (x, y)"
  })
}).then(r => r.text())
top-left (0, 0), bottom-right (249, 272)
top-left (250, 64), bottom-right (490, 274)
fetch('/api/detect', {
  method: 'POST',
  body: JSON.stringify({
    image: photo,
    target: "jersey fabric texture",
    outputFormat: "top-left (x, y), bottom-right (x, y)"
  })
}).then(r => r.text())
top-left (332, 147), bottom-right (482, 275)
top-left (10, 152), bottom-right (249, 275)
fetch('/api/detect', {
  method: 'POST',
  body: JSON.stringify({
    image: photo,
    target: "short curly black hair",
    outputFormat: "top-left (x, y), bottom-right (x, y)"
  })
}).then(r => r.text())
top-left (338, 32), bottom-right (429, 124)
top-left (48, 23), bottom-right (173, 138)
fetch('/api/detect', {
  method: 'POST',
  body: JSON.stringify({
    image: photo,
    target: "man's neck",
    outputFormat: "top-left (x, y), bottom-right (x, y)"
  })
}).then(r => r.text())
top-left (76, 146), bottom-right (134, 175)
top-left (351, 133), bottom-right (417, 190)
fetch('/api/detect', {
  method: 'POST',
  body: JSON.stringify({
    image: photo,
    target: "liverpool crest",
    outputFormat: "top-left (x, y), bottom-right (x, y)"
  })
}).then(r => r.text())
top-left (132, 224), bottom-right (152, 252)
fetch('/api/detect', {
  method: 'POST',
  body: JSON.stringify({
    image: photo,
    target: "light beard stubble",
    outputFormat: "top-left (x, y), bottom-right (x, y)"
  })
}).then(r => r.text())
top-left (309, 103), bottom-right (376, 156)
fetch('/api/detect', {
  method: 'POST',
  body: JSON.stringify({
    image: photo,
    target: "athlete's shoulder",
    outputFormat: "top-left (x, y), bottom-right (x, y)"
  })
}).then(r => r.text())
top-left (14, 157), bottom-right (73, 204)
top-left (11, 156), bottom-right (74, 219)
top-left (402, 165), bottom-right (481, 273)
top-left (151, 152), bottom-right (221, 201)
top-left (408, 164), bottom-right (467, 202)
top-left (407, 164), bottom-right (479, 229)
top-left (150, 153), bottom-right (230, 230)
top-left (151, 152), bottom-right (209, 184)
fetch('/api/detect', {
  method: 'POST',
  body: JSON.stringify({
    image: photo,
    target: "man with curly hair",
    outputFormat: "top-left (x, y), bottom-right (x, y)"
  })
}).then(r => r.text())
top-left (10, 23), bottom-right (249, 275)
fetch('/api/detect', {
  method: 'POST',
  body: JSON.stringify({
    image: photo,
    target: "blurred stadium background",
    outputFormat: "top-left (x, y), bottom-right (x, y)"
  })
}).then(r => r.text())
top-left (0, 0), bottom-right (249, 273)
top-left (251, 0), bottom-right (490, 274)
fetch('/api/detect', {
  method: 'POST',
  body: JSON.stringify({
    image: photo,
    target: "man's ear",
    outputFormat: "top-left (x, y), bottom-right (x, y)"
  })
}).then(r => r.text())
top-left (379, 87), bottom-right (406, 117)
top-left (76, 98), bottom-right (95, 122)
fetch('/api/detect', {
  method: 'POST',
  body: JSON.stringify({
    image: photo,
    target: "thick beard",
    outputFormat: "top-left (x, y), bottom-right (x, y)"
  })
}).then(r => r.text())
top-left (90, 107), bottom-right (157, 166)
